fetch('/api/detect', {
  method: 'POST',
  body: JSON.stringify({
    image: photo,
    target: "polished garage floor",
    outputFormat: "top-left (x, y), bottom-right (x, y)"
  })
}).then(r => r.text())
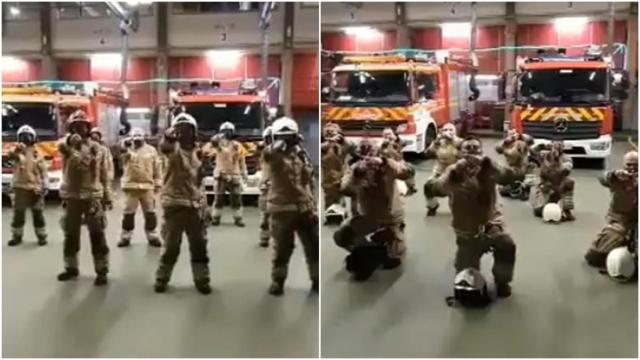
top-left (3, 202), bottom-right (318, 358)
top-left (321, 138), bottom-right (637, 358)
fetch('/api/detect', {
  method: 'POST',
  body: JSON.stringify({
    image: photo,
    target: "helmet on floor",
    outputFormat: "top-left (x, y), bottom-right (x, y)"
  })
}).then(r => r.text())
top-left (452, 268), bottom-right (491, 307)
top-left (606, 247), bottom-right (636, 282)
top-left (542, 203), bottom-right (562, 223)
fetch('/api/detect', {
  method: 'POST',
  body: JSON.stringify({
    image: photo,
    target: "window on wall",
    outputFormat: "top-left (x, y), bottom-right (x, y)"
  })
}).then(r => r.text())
top-left (173, 2), bottom-right (263, 14)
top-left (54, 2), bottom-right (152, 20)
top-left (3, 2), bottom-right (41, 21)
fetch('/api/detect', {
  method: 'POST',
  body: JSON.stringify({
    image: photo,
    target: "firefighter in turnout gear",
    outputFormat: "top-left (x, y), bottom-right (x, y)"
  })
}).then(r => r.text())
top-left (258, 126), bottom-right (273, 247)
top-left (209, 121), bottom-right (248, 227)
top-left (8, 125), bottom-right (49, 246)
top-left (585, 150), bottom-right (638, 268)
top-left (321, 122), bottom-right (356, 222)
top-left (89, 127), bottom-right (115, 183)
top-left (263, 117), bottom-right (318, 296)
top-left (118, 127), bottom-right (162, 247)
top-left (495, 130), bottom-right (535, 200)
top-left (334, 139), bottom-right (414, 277)
top-left (529, 141), bottom-right (576, 221)
top-left (424, 136), bottom-right (517, 298)
top-left (423, 123), bottom-right (462, 216)
top-left (154, 112), bottom-right (211, 294)
top-left (56, 110), bottom-right (112, 286)
top-left (379, 127), bottom-right (417, 195)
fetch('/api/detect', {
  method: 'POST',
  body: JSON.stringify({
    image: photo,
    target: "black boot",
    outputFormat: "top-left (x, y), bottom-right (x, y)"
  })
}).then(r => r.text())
top-left (562, 210), bottom-right (575, 222)
top-left (268, 280), bottom-right (285, 296)
top-left (496, 283), bottom-right (512, 298)
top-left (94, 273), bottom-right (108, 286)
top-left (426, 204), bottom-right (439, 217)
top-left (8, 237), bottom-right (22, 246)
top-left (37, 234), bottom-right (48, 246)
top-left (195, 281), bottom-right (212, 295)
top-left (57, 268), bottom-right (79, 281)
top-left (234, 217), bottom-right (245, 228)
top-left (382, 257), bottom-right (402, 270)
top-left (154, 280), bottom-right (168, 293)
top-left (211, 216), bottom-right (221, 226)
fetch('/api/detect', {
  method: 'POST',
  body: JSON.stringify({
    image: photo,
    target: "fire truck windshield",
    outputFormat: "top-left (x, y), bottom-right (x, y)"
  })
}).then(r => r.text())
top-left (2, 103), bottom-right (57, 141)
top-left (519, 69), bottom-right (607, 104)
top-left (332, 70), bottom-right (411, 104)
top-left (182, 102), bottom-right (262, 138)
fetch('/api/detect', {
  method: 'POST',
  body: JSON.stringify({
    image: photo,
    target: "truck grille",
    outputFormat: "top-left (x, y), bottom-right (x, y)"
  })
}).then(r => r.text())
top-left (337, 120), bottom-right (406, 136)
top-left (522, 121), bottom-right (602, 141)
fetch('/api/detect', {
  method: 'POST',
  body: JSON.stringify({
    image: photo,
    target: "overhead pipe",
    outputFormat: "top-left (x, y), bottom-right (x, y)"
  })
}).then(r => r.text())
top-left (607, 2), bottom-right (615, 56)
top-left (468, 2), bottom-right (480, 101)
top-left (259, 2), bottom-right (276, 131)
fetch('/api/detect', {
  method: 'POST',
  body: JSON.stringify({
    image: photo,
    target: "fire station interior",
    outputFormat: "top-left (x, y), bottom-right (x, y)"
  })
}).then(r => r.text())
top-left (320, 2), bottom-right (638, 358)
top-left (2, 2), bottom-right (318, 358)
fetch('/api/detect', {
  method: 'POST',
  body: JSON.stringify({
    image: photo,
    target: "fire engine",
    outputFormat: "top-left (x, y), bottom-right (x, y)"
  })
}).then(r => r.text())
top-left (512, 50), bottom-right (621, 160)
top-left (2, 83), bottom-right (126, 196)
top-left (321, 50), bottom-right (477, 155)
top-left (156, 81), bottom-right (273, 198)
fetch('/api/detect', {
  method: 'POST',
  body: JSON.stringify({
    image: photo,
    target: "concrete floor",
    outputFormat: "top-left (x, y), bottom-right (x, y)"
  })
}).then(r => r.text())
top-left (3, 201), bottom-right (318, 357)
top-left (321, 139), bottom-right (638, 358)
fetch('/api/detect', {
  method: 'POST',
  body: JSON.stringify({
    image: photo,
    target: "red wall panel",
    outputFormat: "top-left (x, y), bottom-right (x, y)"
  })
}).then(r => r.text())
top-left (412, 28), bottom-right (442, 50)
top-left (321, 30), bottom-right (396, 52)
top-left (2, 59), bottom-right (41, 82)
top-left (292, 52), bottom-right (318, 109)
top-left (57, 59), bottom-right (91, 82)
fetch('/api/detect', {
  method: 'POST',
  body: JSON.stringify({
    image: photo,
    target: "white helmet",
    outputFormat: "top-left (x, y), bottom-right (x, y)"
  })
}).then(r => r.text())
top-left (453, 268), bottom-right (490, 307)
top-left (272, 117), bottom-right (298, 135)
top-left (172, 112), bottom-right (197, 130)
top-left (220, 121), bottom-right (235, 132)
top-left (262, 126), bottom-right (272, 139)
top-left (606, 247), bottom-right (636, 282)
top-left (17, 125), bottom-right (36, 138)
top-left (542, 203), bottom-right (562, 223)
top-left (130, 127), bottom-right (145, 141)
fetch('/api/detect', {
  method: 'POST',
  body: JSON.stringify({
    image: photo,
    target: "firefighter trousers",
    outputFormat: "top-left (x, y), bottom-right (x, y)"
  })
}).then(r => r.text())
top-left (62, 198), bottom-right (109, 274)
top-left (11, 188), bottom-right (46, 238)
top-left (156, 206), bottom-right (210, 285)
top-left (213, 177), bottom-right (243, 219)
top-left (121, 189), bottom-right (157, 232)
top-left (270, 211), bottom-right (319, 283)
top-left (455, 226), bottom-right (516, 285)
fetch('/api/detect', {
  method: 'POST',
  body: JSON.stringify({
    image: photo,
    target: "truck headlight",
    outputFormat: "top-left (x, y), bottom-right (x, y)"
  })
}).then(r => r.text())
top-left (590, 142), bottom-right (610, 151)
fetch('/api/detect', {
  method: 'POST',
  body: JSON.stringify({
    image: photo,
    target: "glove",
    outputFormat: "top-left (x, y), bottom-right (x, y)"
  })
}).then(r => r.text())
top-left (164, 127), bottom-right (177, 141)
top-left (69, 134), bottom-right (82, 148)
top-left (15, 143), bottom-right (26, 152)
top-left (103, 199), bottom-right (113, 210)
top-left (614, 169), bottom-right (632, 182)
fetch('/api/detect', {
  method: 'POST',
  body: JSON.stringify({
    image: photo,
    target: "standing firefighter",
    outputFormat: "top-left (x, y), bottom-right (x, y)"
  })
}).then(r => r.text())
top-left (424, 136), bottom-right (517, 297)
top-left (585, 150), bottom-right (638, 268)
top-left (423, 123), bottom-right (463, 216)
top-left (7, 125), bottom-right (48, 246)
top-left (209, 121), bottom-right (248, 227)
top-left (154, 112), bottom-right (211, 294)
top-left (334, 139), bottom-right (414, 280)
top-left (258, 126), bottom-right (273, 247)
top-left (118, 127), bottom-right (162, 247)
top-left (379, 127), bottom-right (417, 195)
top-left (321, 122), bottom-right (356, 223)
top-left (89, 127), bottom-right (115, 183)
top-left (529, 142), bottom-right (576, 221)
top-left (57, 111), bottom-right (112, 286)
top-left (263, 117), bottom-right (318, 296)
top-left (495, 130), bottom-right (535, 200)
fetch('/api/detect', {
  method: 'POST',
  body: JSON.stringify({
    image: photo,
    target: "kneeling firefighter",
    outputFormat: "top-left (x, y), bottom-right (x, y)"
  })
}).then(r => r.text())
top-left (334, 139), bottom-right (414, 281)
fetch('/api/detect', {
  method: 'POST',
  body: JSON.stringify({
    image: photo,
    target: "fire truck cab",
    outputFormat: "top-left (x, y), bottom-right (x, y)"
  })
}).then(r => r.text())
top-left (162, 82), bottom-right (271, 197)
top-left (2, 84), bottom-right (125, 196)
top-left (512, 51), bottom-right (617, 159)
top-left (322, 50), bottom-right (476, 155)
